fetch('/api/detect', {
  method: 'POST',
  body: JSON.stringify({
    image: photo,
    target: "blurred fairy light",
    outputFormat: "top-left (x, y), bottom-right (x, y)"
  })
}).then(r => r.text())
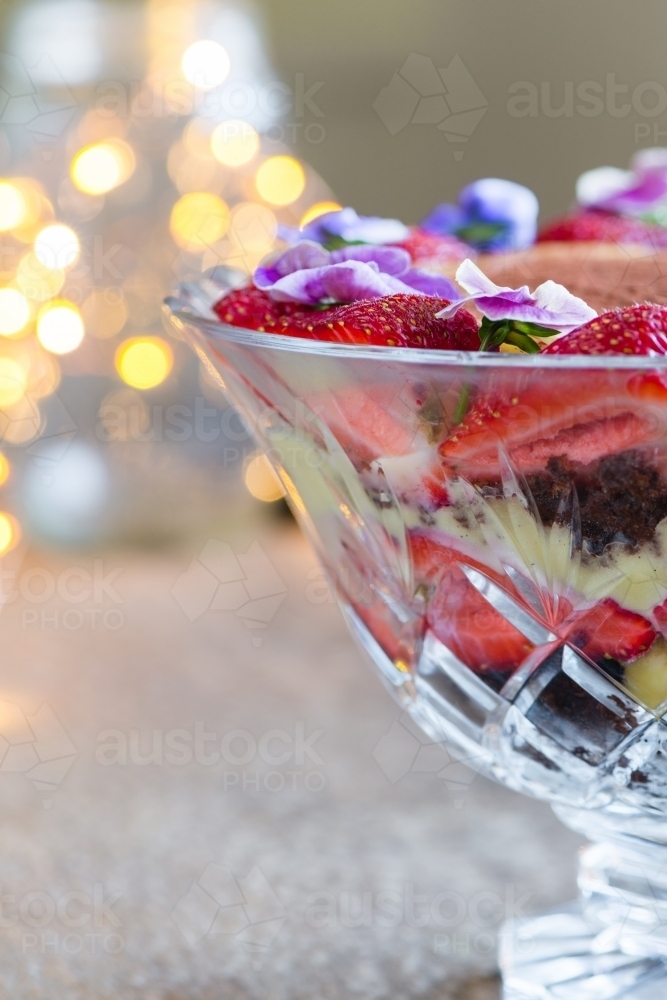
top-left (256, 156), bottom-right (306, 206)
top-left (115, 337), bottom-right (173, 390)
top-left (229, 202), bottom-right (277, 256)
top-left (16, 252), bottom-right (65, 302)
top-left (181, 39), bottom-right (231, 90)
top-left (0, 290), bottom-right (31, 337)
top-left (0, 358), bottom-right (27, 407)
top-left (170, 192), bottom-right (230, 249)
top-left (26, 349), bottom-right (60, 400)
top-left (211, 121), bottom-right (260, 167)
top-left (71, 140), bottom-right (136, 196)
top-left (0, 455), bottom-right (11, 488)
top-left (34, 224), bottom-right (80, 270)
top-left (0, 182), bottom-right (27, 231)
top-left (0, 512), bottom-right (20, 556)
top-left (36, 301), bottom-right (85, 355)
top-left (301, 201), bottom-right (343, 227)
top-left (244, 453), bottom-right (286, 503)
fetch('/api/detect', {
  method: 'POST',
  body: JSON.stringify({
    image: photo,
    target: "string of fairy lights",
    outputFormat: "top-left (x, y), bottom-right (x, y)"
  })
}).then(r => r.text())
top-left (0, 14), bottom-right (338, 548)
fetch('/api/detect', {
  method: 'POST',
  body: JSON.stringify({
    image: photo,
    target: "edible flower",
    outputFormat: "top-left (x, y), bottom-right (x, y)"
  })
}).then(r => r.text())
top-left (279, 207), bottom-right (409, 249)
top-left (437, 259), bottom-right (596, 352)
top-left (254, 241), bottom-right (460, 305)
top-left (576, 148), bottom-right (667, 219)
top-left (420, 178), bottom-right (539, 251)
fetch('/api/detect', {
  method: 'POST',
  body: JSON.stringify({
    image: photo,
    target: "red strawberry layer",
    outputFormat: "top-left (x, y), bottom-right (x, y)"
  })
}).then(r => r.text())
top-left (538, 211), bottom-right (667, 249)
top-left (566, 599), bottom-right (657, 666)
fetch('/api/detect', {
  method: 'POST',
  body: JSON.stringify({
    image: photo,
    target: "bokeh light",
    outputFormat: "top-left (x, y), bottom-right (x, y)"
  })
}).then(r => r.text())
top-left (300, 201), bottom-right (343, 227)
top-left (115, 337), bottom-right (173, 390)
top-left (71, 140), bottom-right (136, 196)
top-left (0, 290), bottom-right (31, 337)
top-left (81, 288), bottom-right (128, 339)
top-left (211, 120), bottom-right (260, 167)
top-left (16, 252), bottom-right (65, 302)
top-left (0, 454), bottom-right (11, 487)
top-left (230, 202), bottom-right (277, 254)
top-left (170, 192), bottom-right (230, 249)
top-left (255, 156), bottom-right (306, 206)
top-left (10, 179), bottom-right (53, 242)
top-left (2, 396), bottom-right (42, 444)
top-left (0, 357), bottom-right (27, 407)
top-left (0, 182), bottom-right (27, 231)
top-left (244, 453), bottom-right (286, 502)
top-left (181, 40), bottom-right (230, 90)
top-left (26, 349), bottom-right (60, 400)
top-left (34, 224), bottom-right (80, 270)
top-left (36, 301), bottom-right (85, 355)
top-left (0, 512), bottom-right (21, 556)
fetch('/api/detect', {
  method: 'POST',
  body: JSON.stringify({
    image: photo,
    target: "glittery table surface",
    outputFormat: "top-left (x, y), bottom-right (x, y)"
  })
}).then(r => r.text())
top-left (0, 521), bottom-right (583, 999)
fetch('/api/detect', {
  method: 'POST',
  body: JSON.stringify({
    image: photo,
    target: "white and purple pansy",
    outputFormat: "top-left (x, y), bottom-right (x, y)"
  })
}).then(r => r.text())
top-left (279, 207), bottom-right (409, 248)
top-left (254, 241), bottom-right (460, 305)
top-left (576, 149), bottom-right (667, 218)
top-left (437, 259), bottom-right (596, 352)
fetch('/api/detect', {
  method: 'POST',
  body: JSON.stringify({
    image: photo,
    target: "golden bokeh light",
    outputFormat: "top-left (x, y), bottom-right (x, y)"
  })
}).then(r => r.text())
top-left (0, 454), bottom-right (11, 487)
top-left (183, 119), bottom-right (216, 160)
top-left (0, 512), bottom-right (20, 556)
top-left (34, 224), bottom-right (81, 270)
top-left (81, 288), bottom-right (128, 339)
top-left (36, 300), bottom-right (85, 355)
top-left (181, 40), bottom-right (230, 90)
top-left (230, 202), bottom-right (277, 254)
top-left (0, 357), bottom-right (27, 407)
top-left (170, 191), bottom-right (230, 249)
top-left (255, 156), bottom-right (306, 206)
top-left (0, 290), bottom-right (31, 337)
top-left (26, 349), bottom-right (60, 400)
top-left (300, 201), bottom-right (343, 228)
top-left (16, 252), bottom-right (65, 302)
top-left (2, 395), bottom-right (41, 445)
top-left (115, 337), bottom-right (173, 390)
top-left (0, 182), bottom-right (27, 231)
top-left (244, 453), bottom-right (286, 503)
top-left (10, 179), bottom-right (53, 242)
top-left (71, 140), bottom-right (136, 196)
top-left (211, 120), bottom-right (260, 167)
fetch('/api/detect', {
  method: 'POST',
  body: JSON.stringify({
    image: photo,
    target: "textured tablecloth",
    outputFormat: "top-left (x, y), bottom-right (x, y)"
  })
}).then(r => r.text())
top-left (0, 520), bottom-right (583, 998)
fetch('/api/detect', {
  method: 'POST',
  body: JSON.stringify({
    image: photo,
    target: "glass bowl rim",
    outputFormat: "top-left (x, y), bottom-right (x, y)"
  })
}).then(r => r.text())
top-left (165, 298), bottom-right (667, 371)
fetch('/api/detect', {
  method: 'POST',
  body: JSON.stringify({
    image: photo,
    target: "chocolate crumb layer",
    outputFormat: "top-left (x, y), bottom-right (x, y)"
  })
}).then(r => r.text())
top-left (524, 450), bottom-right (667, 554)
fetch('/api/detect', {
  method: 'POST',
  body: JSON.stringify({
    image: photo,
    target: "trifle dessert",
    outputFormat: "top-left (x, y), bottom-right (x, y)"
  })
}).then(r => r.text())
top-left (168, 230), bottom-right (667, 998)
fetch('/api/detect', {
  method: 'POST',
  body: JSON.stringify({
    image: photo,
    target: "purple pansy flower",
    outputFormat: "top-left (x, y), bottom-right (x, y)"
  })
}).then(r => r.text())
top-left (421, 178), bottom-right (539, 252)
top-left (279, 207), bottom-right (409, 248)
top-left (254, 241), bottom-right (460, 305)
top-left (437, 259), bottom-right (596, 335)
top-left (576, 149), bottom-right (667, 216)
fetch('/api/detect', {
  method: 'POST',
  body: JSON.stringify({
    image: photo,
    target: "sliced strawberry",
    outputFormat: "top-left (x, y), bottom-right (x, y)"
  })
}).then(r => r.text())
top-left (652, 597), bottom-right (667, 638)
top-left (566, 599), bottom-right (657, 665)
top-left (426, 565), bottom-right (534, 689)
top-left (544, 303), bottom-right (667, 356)
top-left (440, 374), bottom-right (659, 478)
top-left (310, 383), bottom-right (424, 463)
top-left (308, 294), bottom-right (479, 350)
top-left (392, 227), bottom-right (470, 266)
top-left (538, 211), bottom-right (667, 249)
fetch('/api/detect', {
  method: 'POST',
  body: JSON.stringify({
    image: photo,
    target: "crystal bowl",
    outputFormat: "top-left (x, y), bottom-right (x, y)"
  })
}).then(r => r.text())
top-left (166, 274), bottom-right (667, 999)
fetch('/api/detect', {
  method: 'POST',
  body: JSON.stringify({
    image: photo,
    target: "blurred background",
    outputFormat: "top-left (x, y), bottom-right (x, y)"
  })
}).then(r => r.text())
top-left (0, 0), bottom-right (664, 551)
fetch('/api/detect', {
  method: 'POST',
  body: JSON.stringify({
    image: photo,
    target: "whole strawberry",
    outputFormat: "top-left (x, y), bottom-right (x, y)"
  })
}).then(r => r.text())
top-left (213, 285), bottom-right (331, 333)
top-left (544, 303), bottom-right (667, 356)
top-left (538, 211), bottom-right (667, 250)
